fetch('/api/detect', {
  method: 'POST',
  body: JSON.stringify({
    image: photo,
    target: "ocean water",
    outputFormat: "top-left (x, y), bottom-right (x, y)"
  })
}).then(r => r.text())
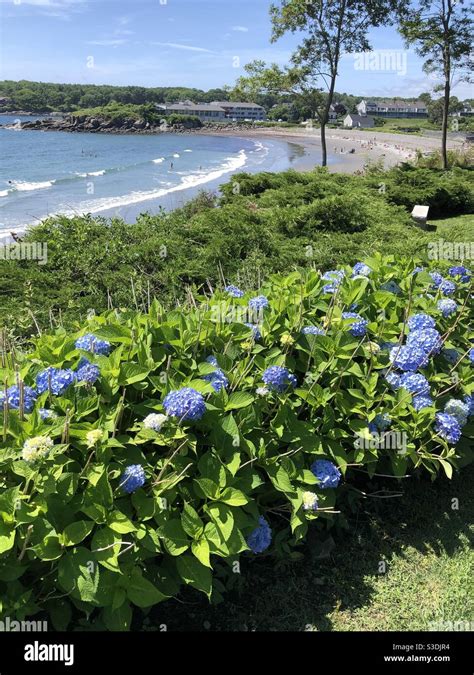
top-left (0, 116), bottom-right (312, 233)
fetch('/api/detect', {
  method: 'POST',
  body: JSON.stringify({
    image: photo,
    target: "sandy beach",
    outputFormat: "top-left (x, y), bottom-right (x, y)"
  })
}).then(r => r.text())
top-left (205, 126), bottom-right (466, 174)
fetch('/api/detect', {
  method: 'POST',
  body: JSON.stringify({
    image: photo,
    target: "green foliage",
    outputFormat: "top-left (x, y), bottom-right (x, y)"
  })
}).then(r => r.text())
top-left (0, 80), bottom-right (230, 113)
top-left (1, 167), bottom-right (472, 340)
top-left (365, 165), bottom-right (474, 217)
top-left (0, 257), bottom-right (472, 628)
top-left (164, 114), bottom-right (203, 128)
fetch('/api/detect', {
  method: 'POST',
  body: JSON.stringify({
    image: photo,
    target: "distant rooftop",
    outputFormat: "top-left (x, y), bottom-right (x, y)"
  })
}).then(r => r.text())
top-left (157, 102), bottom-right (226, 112)
top-left (211, 101), bottom-right (265, 109)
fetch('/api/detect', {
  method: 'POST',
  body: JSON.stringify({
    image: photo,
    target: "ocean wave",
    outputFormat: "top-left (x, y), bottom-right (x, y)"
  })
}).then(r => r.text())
top-left (152, 157), bottom-right (165, 164)
top-left (252, 140), bottom-right (270, 160)
top-left (51, 149), bottom-right (248, 217)
top-left (172, 153), bottom-right (180, 158)
top-left (11, 180), bottom-right (55, 192)
top-left (0, 189), bottom-right (10, 198)
top-left (184, 149), bottom-right (193, 153)
top-left (75, 170), bottom-right (107, 177)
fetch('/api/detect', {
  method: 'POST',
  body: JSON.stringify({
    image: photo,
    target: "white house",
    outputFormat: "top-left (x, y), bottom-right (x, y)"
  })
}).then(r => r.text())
top-left (343, 114), bottom-right (375, 129)
top-left (155, 102), bottom-right (227, 121)
top-left (357, 99), bottom-right (428, 118)
top-left (211, 101), bottom-right (266, 121)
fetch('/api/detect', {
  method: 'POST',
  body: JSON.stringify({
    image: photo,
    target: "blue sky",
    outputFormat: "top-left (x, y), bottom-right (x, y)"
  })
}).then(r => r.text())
top-left (0, 0), bottom-right (470, 98)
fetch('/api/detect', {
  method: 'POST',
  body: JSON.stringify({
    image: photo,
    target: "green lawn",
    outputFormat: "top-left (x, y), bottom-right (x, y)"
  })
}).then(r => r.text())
top-left (152, 465), bottom-right (474, 632)
top-left (430, 213), bottom-right (474, 237)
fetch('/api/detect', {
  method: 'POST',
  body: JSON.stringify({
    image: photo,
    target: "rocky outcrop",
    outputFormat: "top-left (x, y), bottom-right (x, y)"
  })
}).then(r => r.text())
top-left (0, 114), bottom-right (261, 135)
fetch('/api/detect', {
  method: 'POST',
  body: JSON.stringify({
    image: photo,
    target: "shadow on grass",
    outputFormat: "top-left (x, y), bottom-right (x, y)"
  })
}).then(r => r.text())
top-left (151, 463), bottom-right (473, 632)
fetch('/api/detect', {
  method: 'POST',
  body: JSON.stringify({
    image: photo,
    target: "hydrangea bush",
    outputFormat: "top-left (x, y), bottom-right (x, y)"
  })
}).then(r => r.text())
top-left (0, 255), bottom-right (472, 630)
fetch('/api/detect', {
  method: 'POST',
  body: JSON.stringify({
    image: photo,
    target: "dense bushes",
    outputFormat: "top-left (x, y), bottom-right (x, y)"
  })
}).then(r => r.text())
top-left (365, 165), bottom-right (474, 218)
top-left (1, 167), bottom-right (472, 341)
top-left (0, 257), bottom-right (472, 629)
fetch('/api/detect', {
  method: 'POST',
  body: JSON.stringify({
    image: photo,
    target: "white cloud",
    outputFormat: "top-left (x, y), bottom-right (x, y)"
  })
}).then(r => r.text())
top-left (151, 42), bottom-right (214, 54)
top-left (1, 0), bottom-right (85, 5)
top-left (232, 26), bottom-right (249, 33)
top-left (87, 39), bottom-right (128, 47)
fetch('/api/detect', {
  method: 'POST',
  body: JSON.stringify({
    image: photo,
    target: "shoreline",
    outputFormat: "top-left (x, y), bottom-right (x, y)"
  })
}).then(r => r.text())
top-left (203, 127), bottom-right (465, 174)
top-left (0, 127), bottom-right (464, 241)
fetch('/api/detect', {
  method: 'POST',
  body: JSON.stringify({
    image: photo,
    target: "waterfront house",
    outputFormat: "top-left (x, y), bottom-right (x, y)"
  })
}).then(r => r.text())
top-left (210, 101), bottom-right (266, 121)
top-left (343, 114), bottom-right (375, 128)
top-left (357, 99), bottom-right (428, 118)
top-left (155, 102), bottom-right (227, 122)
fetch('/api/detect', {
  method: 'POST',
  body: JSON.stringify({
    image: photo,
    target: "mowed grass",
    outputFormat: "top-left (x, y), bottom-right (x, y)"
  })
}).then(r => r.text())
top-left (430, 213), bottom-right (474, 239)
top-left (153, 464), bottom-right (474, 632)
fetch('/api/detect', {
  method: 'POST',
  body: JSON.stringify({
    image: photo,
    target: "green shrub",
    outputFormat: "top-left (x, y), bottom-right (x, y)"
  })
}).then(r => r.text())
top-left (366, 165), bottom-right (474, 218)
top-left (164, 114), bottom-right (203, 128)
top-left (0, 168), bottom-right (471, 342)
top-left (0, 257), bottom-right (472, 629)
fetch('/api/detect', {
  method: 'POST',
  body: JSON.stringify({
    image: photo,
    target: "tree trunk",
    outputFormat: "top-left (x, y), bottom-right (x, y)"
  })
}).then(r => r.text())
top-left (441, 77), bottom-right (450, 170)
top-left (320, 121), bottom-right (328, 166)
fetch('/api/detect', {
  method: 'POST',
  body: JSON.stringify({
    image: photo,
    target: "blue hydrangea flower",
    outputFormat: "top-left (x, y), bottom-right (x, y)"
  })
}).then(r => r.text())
top-left (244, 323), bottom-right (261, 341)
top-left (407, 328), bottom-right (442, 356)
top-left (413, 266), bottom-right (424, 275)
top-left (439, 279), bottom-right (456, 297)
top-left (0, 385), bottom-right (37, 413)
top-left (163, 387), bottom-right (206, 421)
top-left (225, 284), bottom-right (244, 298)
top-left (469, 348), bottom-right (474, 364)
top-left (36, 367), bottom-right (76, 396)
top-left (444, 399), bottom-right (469, 427)
top-left (120, 464), bottom-right (146, 494)
top-left (399, 372), bottom-right (431, 396)
top-left (448, 265), bottom-right (470, 283)
top-left (385, 371), bottom-right (401, 389)
top-left (248, 295), bottom-right (269, 312)
top-left (369, 413), bottom-right (391, 433)
top-left (202, 368), bottom-right (229, 393)
top-left (76, 361), bottom-right (100, 385)
top-left (407, 314), bottom-right (436, 332)
top-left (352, 262), bottom-right (371, 277)
top-left (302, 325), bottom-right (325, 336)
top-left (246, 516), bottom-right (272, 554)
top-left (75, 333), bottom-right (111, 356)
top-left (464, 395), bottom-right (474, 416)
top-left (206, 356), bottom-right (218, 367)
top-left (262, 366), bottom-right (297, 393)
top-left (380, 280), bottom-right (401, 294)
top-left (322, 269), bottom-right (345, 283)
top-left (442, 348), bottom-right (459, 365)
top-left (389, 344), bottom-right (429, 371)
top-left (434, 412), bottom-right (461, 444)
top-left (430, 272), bottom-right (444, 288)
top-left (341, 312), bottom-right (368, 338)
top-left (322, 270), bottom-right (345, 294)
top-left (437, 299), bottom-right (457, 318)
top-left (311, 459), bottom-right (341, 489)
top-left (39, 408), bottom-right (57, 421)
top-left (412, 394), bottom-right (433, 411)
